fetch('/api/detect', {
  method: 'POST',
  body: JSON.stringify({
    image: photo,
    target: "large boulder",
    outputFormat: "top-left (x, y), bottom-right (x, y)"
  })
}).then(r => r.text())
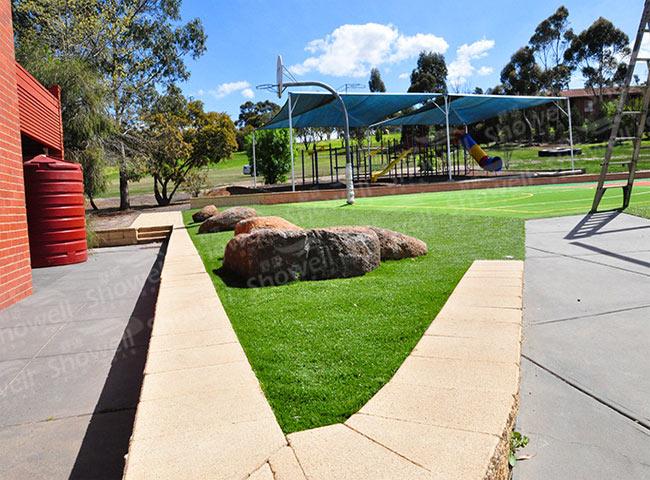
top-left (198, 207), bottom-right (258, 234)
top-left (192, 205), bottom-right (219, 223)
top-left (367, 226), bottom-right (427, 260)
top-left (329, 226), bottom-right (426, 260)
top-left (234, 216), bottom-right (302, 235)
top-left (222, 227), bottom-right (380, 286)
top-left (303, 229), bottom-right (380, 281)
top-left (223, 229), bottom-right (309, 286)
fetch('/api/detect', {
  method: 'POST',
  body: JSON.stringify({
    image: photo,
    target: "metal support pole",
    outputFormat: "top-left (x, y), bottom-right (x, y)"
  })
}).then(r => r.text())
top-left (288, 94), bottom-right (296, 191)
top-left (567, 97), bottom-right (575, 172)
top-left (279, 81), bottom-right (354, 203)
top-left (444, 95), bottom-right (453, 181)
top-left (252, 131), bottom-right (257, 188)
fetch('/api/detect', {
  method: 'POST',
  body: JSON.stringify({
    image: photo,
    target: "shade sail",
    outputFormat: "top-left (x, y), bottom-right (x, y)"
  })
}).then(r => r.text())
top-left (261, 92), bottom-right (439, 129)
top-left (379, 94), bottom-right (564, 127)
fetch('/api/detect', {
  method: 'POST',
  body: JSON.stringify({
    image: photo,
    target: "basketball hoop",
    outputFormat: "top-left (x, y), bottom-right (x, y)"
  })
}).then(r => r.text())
top-left (276, 55), bottom-right (283, 99)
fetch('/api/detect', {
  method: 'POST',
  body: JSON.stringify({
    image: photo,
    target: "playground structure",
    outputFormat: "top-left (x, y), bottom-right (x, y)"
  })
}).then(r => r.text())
top-left (255, 90), bottom-right (577, 192)
top-left (293, 138), bottom-right (474, 187)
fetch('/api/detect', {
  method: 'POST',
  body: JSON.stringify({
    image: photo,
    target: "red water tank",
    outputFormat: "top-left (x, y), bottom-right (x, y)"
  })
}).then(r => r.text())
top-left (23, 155), bottom-right (87, 268)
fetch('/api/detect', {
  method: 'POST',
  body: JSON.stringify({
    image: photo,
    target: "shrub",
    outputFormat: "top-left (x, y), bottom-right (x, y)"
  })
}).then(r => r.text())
top-left (245, 129), bottom-right (292, 184)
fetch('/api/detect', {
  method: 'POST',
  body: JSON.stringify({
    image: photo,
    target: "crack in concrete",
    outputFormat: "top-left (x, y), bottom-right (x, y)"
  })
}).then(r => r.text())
top-left (521, 356), bottom-right (650, 434)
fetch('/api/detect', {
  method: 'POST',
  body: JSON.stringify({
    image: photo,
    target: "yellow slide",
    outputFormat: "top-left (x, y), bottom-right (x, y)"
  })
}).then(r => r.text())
top-left (371, 148), bottom-right (412, 182)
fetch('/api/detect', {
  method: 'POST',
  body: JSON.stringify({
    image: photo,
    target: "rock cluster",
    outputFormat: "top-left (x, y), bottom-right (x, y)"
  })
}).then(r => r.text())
top-left (192, 206), bottom-right (428, 287)
top-left (198, 207), bottom-right (258, 233)
top-left (192, 205), bottom-right (219, 223)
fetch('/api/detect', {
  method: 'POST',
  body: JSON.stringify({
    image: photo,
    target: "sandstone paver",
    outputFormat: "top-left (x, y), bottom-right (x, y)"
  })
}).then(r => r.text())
top-left (346, 413), bottom-right (499, 480)
top-left (360, 381), bottom-right (515, 435)
top-left (288, 424), bottom-right (431, 480)
top-left (268, 446), bottom-right (307, 480)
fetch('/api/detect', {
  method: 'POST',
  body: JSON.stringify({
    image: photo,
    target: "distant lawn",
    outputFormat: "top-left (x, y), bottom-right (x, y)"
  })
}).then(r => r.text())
top-left (98, 151), bottom-right (250, 198)
top-left (184, 204), bottom-right (524, 433)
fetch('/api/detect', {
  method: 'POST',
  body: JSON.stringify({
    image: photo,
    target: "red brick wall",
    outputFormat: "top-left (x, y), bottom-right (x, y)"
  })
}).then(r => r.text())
top-left (0, 1), bottom-right (32, 309)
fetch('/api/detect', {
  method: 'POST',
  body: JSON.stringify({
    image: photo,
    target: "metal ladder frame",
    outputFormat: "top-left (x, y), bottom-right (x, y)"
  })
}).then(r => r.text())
top-left (591, 0), bottom-right (650, 212)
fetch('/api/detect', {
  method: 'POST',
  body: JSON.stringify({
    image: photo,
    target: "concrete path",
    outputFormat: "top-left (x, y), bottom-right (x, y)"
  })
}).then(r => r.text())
top-left (0, 243), bottom-right (164, 479)
top-left (515, 212), bottom-right (650, 479)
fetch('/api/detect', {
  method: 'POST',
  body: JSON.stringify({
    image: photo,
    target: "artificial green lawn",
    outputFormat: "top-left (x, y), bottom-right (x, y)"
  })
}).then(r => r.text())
top-left (184, 206), bottom-right (524, 433)
top-left (184, 181), bottom-right (650, 433)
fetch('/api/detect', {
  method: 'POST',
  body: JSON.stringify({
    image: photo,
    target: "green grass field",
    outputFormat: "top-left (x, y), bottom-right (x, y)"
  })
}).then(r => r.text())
top-left (184, 181), bottom-right (650, 433)
top-left (291, 181), bottom-right (650, 219)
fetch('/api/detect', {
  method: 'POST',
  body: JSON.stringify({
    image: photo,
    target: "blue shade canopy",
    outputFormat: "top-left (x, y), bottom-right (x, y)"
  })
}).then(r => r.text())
top-left (261, 92), bottom-right (439, 129)
top-left (379, 94), bottom-right (564, 127)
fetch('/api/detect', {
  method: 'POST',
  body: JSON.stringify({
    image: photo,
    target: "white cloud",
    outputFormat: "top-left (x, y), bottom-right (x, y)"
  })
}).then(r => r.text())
top-left (289, 23), bottom-right (448, 78)
top-left (398, 72), bottom-right (409, 79)
top-left (196, 89), bottom-right (205, 97)
top-left (210, 81), bottom-right (251, 99)
top-left (241, 88), bottom-right (255, 99)
top-left (447, 39), bottom-right (495, 88)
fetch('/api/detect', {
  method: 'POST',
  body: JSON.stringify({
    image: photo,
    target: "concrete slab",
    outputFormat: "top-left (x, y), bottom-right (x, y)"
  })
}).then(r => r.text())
top-left (359, 381), bottom-right (514, 435)
top-left (268, 446), bottom-right (307, 480)
top-left (347, 413), bottom-right (499, 480)
top-left (0, 347), bottom-right (146, 427)
top-left (390, 356), bottom-right (519, 394)
top-left (124, 418), bottom-right (285, 480)
top-left (138, 361), bottom-right (258, 402)
top-left (0, 324), bottom-right (63, 361)
top-left (288, 424), bottom-right (431, 480)
top-left (147, 328), bottom-right (238, 352)
top-left (143, 342), bottom-right (246, 374)
top-left (526, 305), bottom-right (650, 427)
top-left (516, 213), bottom-right (650, 479)
top-left (0, 243), bottom-right (162, 479)
top-left (0, 410), bottom-right (134, 480)
top-left (413, 333), bottom-right (521, 364)
top-left (248, 463), bottom-right (274, 480)
top-left (425, 318), bottom-right (522, 340)
top-left (514, 359), bottom-right (650, 480)
top-left (131, 388), bottom-right (275, 441)
top-left (433, 304), bottom-right (523, 324)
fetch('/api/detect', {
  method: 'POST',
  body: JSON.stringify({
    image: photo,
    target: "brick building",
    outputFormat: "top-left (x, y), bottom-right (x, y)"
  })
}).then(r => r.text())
top-left (560, 87), bottom-right (644, 119)
top-left (0, 1), bottom-right (65, 309)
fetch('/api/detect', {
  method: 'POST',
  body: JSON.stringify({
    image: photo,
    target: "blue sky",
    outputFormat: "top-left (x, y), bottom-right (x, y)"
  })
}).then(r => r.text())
top-left (179, 0), bottom-right (645, 119)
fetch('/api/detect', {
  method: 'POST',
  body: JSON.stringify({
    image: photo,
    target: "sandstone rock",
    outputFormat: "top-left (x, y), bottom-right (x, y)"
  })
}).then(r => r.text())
top-left (222, 227), bottom-right (380, 286)
top-left (302, 228), bottom-right (380, 281)
top-left (328, 226), bottom-right (427, 260)
top-left (234, 216), bottom-right (301, 235)
top-left (192, 205), bottom-right (219, 223)
top-left (198, 207), bottom-right (258, 233)
top-left (223, 229), bottom-right (308, 286)
top-left (367, 226), bottom-right (427, 260)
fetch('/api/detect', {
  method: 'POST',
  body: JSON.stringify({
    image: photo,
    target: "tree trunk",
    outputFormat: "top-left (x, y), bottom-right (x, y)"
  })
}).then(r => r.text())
top-left (522, 112), bottom-right (534, 144)
top-left (89, 196), bottom-right (99, 211)
top-left (119, 140), bottom-right (130, 210)
top-left (153, 176), bottom-right (172, 206)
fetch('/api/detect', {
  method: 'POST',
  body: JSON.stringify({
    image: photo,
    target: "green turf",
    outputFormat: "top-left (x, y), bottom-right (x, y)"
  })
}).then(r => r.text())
top-left (184, 206), bottom-right (523, 433)
top-left (183, 181), bottom-right (650, 433)
top-left (289, 182), bottom-right (650, 219)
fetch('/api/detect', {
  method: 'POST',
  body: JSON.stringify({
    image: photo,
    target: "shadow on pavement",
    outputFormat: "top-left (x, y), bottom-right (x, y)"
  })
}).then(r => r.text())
top-left (68, 241), bottom-right (167, 480)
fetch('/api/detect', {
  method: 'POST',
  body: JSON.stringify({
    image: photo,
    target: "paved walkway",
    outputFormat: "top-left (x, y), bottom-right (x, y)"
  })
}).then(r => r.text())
top-left (0, 243), bottom-right (164, 479)
top-left (124, 209), bottom-right (524, 480)
top-left (515, 212), bottom-right (650, 479)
